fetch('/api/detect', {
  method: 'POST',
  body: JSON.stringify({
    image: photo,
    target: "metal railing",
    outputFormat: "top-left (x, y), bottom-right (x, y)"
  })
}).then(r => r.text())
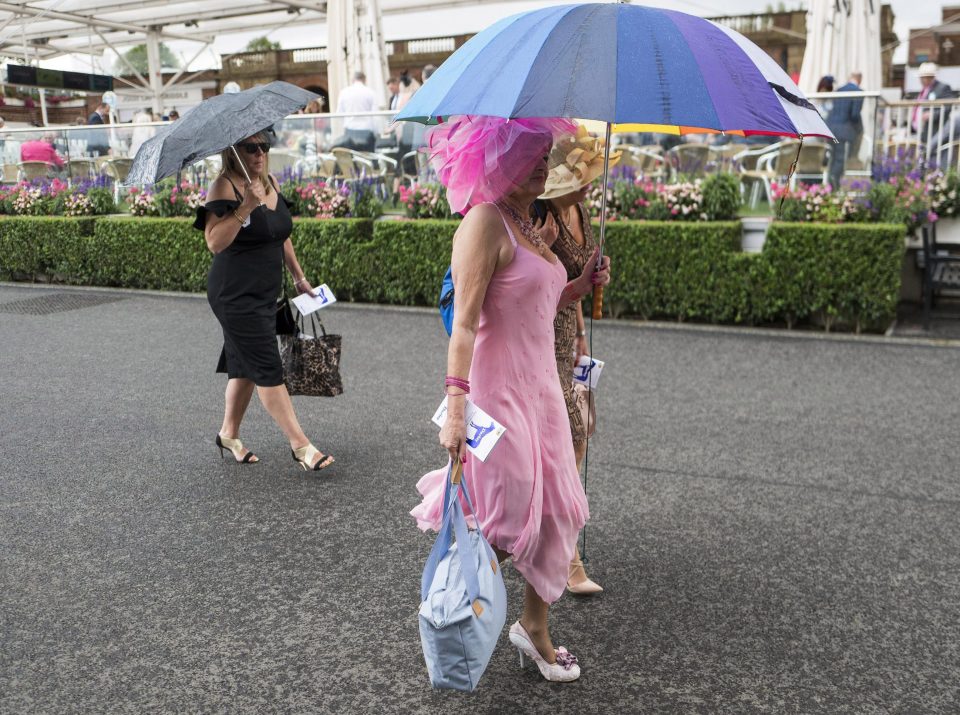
top-left (878, 97), bottom-right (960, 171)
top-left (0, 111), bottom-right (417, 188)
top-left (4, 96), bottom-right (960, 191)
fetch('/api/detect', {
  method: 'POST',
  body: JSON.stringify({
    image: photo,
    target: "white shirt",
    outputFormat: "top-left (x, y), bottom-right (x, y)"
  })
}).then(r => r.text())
top-left (337, 81), bottom-right (377, 131)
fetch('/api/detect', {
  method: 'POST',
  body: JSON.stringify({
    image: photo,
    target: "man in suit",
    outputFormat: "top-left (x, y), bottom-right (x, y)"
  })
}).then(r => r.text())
top-left (386, 77), bottom-right (400, 111)
top-left (913, 62), bottom-right (954, 143)
top-left (825, 72), bottom-right (864, 188)
top-left (86, 101), bottom-right (110, 156)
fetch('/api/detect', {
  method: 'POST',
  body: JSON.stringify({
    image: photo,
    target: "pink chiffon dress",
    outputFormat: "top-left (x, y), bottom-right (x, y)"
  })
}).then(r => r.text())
top-left (412, 205), bottom-right (589, 604)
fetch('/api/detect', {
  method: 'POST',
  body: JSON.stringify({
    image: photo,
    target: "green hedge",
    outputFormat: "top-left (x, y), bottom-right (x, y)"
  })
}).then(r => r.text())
top-left (289, 219), bottom-right (374, 301)
top-left (89, 218), bottom-right (208, 291)
top-left (0, 215), bottom-right (905, 332)
top-left (0, 216), bottom-right (95, 282)
top-left (600, 220), bottom-right (905, 331)
top-left (761, 223), bottom-right (905, 332)
top-left (602, 221), bottom-right (747, 322)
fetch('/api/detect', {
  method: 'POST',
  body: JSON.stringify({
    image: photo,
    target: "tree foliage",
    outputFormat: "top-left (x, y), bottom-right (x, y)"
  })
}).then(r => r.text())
top-left (114, 44), bottom-right (180, 75)
top-left (245, 36), bottom-right (281, 52)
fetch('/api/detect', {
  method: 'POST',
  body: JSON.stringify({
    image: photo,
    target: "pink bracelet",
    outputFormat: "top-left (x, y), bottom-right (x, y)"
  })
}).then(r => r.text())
top-left (445, 376), bottom-right (470, 393)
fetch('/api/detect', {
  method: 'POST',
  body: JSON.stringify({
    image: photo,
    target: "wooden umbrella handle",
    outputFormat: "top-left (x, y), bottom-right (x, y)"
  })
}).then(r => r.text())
top-left (592, 285), bottom-right (603, 320)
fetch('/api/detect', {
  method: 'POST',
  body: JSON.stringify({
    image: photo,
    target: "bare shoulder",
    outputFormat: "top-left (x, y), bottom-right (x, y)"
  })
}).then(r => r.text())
top-left (454, 203), bottom-right (506, 251)
top-left (206, 176), bottom-right (237, 202)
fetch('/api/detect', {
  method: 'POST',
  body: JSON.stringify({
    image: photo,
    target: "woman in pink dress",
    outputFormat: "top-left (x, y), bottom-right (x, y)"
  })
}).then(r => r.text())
top-left (411, 116), bottom-right (610, 683)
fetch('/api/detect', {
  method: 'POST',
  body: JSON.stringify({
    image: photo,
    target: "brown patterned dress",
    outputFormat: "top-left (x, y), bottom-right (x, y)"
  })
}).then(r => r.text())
top-left (548, 201), bottom-right (596, 451)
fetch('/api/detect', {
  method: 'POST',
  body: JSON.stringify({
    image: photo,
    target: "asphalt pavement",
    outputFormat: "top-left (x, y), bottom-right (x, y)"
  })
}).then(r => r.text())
top-left (1, 283), bottom-right (958, 714)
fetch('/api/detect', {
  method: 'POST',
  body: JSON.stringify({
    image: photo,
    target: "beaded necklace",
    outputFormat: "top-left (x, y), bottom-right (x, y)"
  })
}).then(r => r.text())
top-left (496, 200), bottom-right (547, 256)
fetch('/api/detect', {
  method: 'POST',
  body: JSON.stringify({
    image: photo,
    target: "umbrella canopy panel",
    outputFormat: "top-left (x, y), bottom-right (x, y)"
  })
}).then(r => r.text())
top-left (125, 81), bottom-right (319, 186)
top-left (396, 2), bottom-right (832, 139)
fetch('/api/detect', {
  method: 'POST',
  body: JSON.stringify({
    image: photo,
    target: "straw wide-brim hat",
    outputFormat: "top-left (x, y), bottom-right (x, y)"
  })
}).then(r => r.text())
top-left (918, 62), bottom-right (939, 78)
top-left (540, 124), bottom-right (621, 201)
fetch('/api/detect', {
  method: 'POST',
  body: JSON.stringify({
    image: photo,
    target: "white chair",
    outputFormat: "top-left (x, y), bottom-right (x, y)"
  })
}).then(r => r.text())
top-left (666, 143), bottom-right (712, 180)
top-left (68, 158), bottom-right (98, 181)
top-left (331, 147), bottom-right (376, 180)
top-left (735, 143), bottom-right (780, 208)
top-left (735, 140), bottom-right (827, 207)
top-left (19, 161), bottom-right (57, 182)
top-left (618, 146), bottom-right (667, 182)
top-left (100, 158), bottom-right (133, 202)
top-left (268, 150), bottom-right (299, 175)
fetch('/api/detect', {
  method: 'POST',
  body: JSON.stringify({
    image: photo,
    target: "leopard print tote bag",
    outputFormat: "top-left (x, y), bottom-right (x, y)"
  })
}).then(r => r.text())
top-left (278, 313), bottom-right (343, 397)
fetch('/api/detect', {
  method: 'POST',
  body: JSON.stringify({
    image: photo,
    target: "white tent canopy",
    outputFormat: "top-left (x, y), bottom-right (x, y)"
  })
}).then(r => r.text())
top-left (0, 1), bottom-right (331, 114)
top-left (798, 0), bottom-right (882, 93)
top-left (0, 0), bottom-right (509, 115)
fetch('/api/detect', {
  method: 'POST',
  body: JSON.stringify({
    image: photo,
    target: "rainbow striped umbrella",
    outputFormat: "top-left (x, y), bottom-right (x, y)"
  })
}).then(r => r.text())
top-left (395, 2), bottom-right (832, 140)
top-left (396, 1), bottom-right (834, 324)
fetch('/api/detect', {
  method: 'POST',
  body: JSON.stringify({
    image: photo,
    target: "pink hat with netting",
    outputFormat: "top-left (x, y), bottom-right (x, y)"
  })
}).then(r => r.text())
top-left (424, 115), bottom-right (576, 214)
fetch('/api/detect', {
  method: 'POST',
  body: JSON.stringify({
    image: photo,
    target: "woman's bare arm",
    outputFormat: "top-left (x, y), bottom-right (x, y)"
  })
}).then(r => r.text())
top-left (439, 204), bottom-right (509, 461)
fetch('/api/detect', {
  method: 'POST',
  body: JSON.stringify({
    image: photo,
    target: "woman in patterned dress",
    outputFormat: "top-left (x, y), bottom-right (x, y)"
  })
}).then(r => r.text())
top-left (538, 127), bottom-right (621, 595)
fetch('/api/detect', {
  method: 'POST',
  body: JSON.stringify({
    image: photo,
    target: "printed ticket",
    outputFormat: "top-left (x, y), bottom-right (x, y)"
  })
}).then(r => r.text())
top-left (292, 284), bottom-right (337, 315)
top-left (572, 355), bottom-right (604, 389)
top-left (431, 397), bottom-right (506, 462)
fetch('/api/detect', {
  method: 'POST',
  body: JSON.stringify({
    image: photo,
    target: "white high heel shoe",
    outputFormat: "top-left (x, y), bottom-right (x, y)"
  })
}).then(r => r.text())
top-left (508, 621), bottom-right (580, 682)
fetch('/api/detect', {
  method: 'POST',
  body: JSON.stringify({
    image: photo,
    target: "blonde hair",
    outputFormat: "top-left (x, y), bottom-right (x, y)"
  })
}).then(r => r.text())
top-left (219, 132), bottom-right (272, 193)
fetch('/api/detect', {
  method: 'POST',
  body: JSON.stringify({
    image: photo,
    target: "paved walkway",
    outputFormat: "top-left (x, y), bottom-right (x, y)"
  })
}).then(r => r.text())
top-left (2, 284), bottom-right (958, 714)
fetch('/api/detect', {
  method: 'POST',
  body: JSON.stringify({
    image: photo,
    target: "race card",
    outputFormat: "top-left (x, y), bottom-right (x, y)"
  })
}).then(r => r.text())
top-left (572, 355), bottom-right (604, 389)
top-left (431, 397), bottom-right (506, 462)
top-left (292, 284), bottom-right (337, 316)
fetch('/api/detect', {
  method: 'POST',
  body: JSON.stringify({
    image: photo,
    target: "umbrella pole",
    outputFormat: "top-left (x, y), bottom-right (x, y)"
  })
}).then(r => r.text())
top-left (592, 123), bottom-right (613, 320)
top-left (230, 145), bottom-right (254, 184)
top-left (230, 145), bottom-right (268, 208)
top-left (580, 122), bottom-right (612, 564)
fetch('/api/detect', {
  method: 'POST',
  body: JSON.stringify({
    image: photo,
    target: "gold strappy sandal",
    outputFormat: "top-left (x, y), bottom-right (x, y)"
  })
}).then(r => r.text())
top-left (291, 443), bottom-right (335, 471)
top-left (216, 434), bottom-right (259, 464)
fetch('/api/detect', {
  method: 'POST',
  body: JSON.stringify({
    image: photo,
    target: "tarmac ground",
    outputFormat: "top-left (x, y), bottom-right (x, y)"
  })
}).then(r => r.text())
top-left (1, 284), bottom-right (959, 714)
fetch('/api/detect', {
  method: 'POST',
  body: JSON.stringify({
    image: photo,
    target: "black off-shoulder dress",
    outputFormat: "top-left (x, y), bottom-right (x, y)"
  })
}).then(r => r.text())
top-left (193, 178), bottom-right (293, 387)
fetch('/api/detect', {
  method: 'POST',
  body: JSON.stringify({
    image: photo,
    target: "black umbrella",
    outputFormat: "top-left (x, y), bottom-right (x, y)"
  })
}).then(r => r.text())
top-left (125, 81), bottom-right (320, 186)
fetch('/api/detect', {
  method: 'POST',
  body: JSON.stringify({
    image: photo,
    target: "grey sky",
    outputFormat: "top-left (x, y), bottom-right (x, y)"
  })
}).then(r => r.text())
top-left (50, 0), bottom-right (945, 75)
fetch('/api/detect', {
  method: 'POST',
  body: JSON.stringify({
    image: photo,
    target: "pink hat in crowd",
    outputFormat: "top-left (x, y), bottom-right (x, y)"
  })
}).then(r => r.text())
top-left (424, 115), bottom-right (576, 214)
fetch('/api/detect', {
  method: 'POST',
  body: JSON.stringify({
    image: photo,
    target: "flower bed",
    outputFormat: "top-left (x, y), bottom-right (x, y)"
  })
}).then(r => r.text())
top-left (586, 171), bottom-right (741, 222)
top-left (0, 156), bottom-right (943, 235)
top-left (127, 181), bottom-right (207, 218)
top-left (0, 177), bottom-right (115, 217)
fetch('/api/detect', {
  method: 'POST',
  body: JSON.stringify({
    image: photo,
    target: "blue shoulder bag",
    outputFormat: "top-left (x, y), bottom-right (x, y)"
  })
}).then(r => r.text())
top-left (418, 460), bottom-right (507, 690)
top-left (439, 201), bottom-right (548, 336)
top-left (438, 266), bottom-right (454, 336)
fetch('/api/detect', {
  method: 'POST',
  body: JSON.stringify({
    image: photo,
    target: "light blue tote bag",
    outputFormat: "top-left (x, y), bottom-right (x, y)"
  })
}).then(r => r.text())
top-left (419, 461), bottom-right (507, 691)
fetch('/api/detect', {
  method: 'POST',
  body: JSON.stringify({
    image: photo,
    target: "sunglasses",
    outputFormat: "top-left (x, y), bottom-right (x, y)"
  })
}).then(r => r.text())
top-left (237, 142), bottom-right (270, 155)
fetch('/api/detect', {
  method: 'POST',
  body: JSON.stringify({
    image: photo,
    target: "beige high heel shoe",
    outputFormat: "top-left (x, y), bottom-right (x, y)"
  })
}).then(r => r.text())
top-left (216, 434), bottom-right (258, 463)
top-left (566, 552), bottom-right (603, 595)
top-left (291, 443), bottom-right (335, 471)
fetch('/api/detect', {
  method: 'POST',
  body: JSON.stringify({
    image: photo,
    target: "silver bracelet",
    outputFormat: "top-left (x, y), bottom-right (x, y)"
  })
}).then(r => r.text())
top-left (576, 330), bottom-right (587, 338)
top-left (294, 277), bottom-right (307, 285)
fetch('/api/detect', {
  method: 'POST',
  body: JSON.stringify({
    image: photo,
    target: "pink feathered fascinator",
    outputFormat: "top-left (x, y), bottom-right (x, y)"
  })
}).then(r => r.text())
top-left (425, 115), bottom-right (576, 214)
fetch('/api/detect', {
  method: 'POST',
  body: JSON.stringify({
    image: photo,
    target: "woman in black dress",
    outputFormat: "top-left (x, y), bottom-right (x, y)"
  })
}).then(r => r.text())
top-left (194, 131), bottom-right (334, 471)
